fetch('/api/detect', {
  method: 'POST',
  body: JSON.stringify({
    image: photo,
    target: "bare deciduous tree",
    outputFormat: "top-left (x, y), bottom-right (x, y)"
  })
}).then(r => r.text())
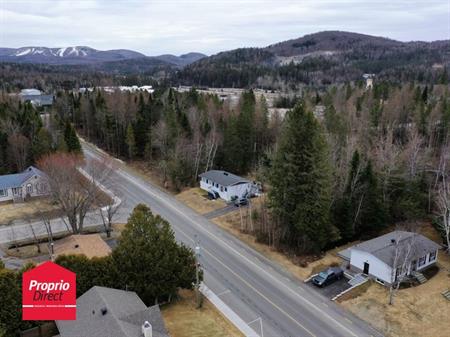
top-left (389, 232), bottom-right (417, 305)
top-left (99, 195), bottom-right (122, 238)
top-left (38, 152), bottom-right (112, 234)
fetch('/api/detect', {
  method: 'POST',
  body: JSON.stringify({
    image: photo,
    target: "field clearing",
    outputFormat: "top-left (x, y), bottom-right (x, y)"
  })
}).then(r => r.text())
top-left (176, 188), bottom-right (226, 215)
top-left (162, 289), bottom-right (243, 337)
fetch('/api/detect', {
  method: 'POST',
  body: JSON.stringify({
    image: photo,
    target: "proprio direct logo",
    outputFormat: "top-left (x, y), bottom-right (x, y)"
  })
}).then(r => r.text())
top-left (22, 261), bottom-right (76, 320)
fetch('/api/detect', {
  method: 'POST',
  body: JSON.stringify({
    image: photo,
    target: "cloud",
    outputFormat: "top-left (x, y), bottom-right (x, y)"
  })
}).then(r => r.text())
top-left (0, 0), bottom-right (448, 55)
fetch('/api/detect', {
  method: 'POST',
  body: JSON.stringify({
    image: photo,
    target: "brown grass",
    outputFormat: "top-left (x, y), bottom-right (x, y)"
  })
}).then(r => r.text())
top-left (6, 242), bottom-right (49, 258)
top-left (212, 209), bottom-right (355, 280)
top-left (0, 198), bottom-right (59, 225)
top-left (176, 188), bottom-right (226, 215)
top-left (340, 224), bottom-right (450, 337)
top-left (162, 289), bottom-right (243, 337)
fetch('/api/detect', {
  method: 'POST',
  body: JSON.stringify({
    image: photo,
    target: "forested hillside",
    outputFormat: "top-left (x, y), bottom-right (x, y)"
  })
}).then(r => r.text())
top-left (175, 31), bottom-right (450, 88)
top-left (51, 81), bottom-right (450, 252)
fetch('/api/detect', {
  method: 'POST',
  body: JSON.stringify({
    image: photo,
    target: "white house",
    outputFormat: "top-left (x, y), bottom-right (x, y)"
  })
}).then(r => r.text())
top-left (199, 170), bottom-right (255, 201)
top-left (0, 166), bottom-right (49, 203)
top-left (338, 231), bottom-right (441, 286)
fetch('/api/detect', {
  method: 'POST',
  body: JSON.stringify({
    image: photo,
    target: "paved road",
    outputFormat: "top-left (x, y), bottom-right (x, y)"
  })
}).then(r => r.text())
top-left (82, 142), bottom-right (383, 337)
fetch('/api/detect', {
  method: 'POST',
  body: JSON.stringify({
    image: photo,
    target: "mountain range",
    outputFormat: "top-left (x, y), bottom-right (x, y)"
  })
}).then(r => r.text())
top-left (0, 46), bottom-right (206, 67)
top-left (1, 31), bottom-right (449, 87)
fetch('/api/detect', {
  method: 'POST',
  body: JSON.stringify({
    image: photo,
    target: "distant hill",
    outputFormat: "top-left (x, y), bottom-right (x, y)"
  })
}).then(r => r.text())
top-left (155, 52), bottom-right (206, 67)
top-left (0, 46), bottom-right (205, 68)
top-left (175, 31), bottom-right (450, 88)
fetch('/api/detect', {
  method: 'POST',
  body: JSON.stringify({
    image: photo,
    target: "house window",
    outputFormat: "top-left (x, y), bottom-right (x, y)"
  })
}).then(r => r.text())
top-left (418, 256), bottom-right (426, 267)
top-left (429, 250), bottom-right (437, 262)
top-left (26, 183), bottom-right (33, 194)
top-left (0, 189), bottom-right (7, 197)
top-left (220, 186), bottom-right (224, 192)
top-left (12, 187), bottom-right (21, 195)
top-left (225, 187), bottom-right (227, 192)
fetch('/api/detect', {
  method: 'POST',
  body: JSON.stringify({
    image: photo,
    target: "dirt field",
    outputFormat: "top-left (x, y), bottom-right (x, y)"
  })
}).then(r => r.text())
top-left (162, 289), bottom-right (243, 337)
top-left (339, 225), bottom-right (450, 337)
top-left (212, 208), bottom-right (354, 280)
top-left (0, 198), bottom-right (59, 225)
top-left (176, 188), bottom-right (226, 215)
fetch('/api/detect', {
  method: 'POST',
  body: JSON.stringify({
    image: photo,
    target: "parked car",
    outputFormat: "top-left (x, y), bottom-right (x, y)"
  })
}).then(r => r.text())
top-left (312, 267), bottom-right (344, 287)
top-left (207, 191), bottom-right (220, 200)
top-left (234, 197), bottom-right (248, 207)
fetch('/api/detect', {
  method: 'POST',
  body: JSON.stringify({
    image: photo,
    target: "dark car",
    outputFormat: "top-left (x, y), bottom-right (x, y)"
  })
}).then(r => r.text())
top-left (207, 191), bottom-right (220, 200)
top-left (234, 197), bottom-right (248, 207)
top-left (312, 267), bottom-right (344, 287)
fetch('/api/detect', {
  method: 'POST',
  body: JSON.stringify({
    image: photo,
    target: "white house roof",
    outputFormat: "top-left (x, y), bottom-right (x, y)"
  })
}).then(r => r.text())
top-left (199, 170), bottom-right (250, 187)
top-left (0, 166), bottom-right (46, 190)
top-left (340, 231), bottom-right (441, 267)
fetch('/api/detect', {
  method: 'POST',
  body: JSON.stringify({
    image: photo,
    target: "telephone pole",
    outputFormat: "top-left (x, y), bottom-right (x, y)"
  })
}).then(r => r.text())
top-left (194, 235), bottom-right (203, 308)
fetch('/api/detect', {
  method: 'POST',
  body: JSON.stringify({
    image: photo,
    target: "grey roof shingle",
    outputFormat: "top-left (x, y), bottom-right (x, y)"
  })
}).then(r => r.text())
top-left (0, 166), bottom-right (46, 190)
top-left (56, 286), bottom-right (169, 337)
top-left (199, 170), bottom-right (250, 187)
top-left (350, 230), bottom-right (441, 267)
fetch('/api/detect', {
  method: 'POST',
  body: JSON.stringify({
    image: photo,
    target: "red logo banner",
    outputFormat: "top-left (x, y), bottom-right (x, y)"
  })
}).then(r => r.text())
top-left (22, 261), bottom-right (76, 320)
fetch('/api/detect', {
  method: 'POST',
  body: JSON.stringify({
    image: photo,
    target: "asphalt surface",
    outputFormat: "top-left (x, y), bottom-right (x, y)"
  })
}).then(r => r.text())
top-left (306, 278), bottom-right (352, 299)
top-left (82, 142), bottom-right (384, 337)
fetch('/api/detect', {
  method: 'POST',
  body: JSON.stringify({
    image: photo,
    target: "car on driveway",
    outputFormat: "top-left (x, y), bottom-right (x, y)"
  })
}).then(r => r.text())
top-left (234, 197), bottom-right (248, 207)
top-left (312, 267), bottom-right (344, 287)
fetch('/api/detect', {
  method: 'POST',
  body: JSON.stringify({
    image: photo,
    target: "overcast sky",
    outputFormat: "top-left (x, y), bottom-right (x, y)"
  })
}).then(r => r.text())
top-left (0, 0), bottom-right (448, 56)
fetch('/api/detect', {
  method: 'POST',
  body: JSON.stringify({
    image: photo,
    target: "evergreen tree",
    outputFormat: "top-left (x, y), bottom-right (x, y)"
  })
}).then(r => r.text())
top-left (112, 204), bottom-right (197, 304)
top-left (125, 124), bottom-right (137, 159)
top-left (268, 103), bottom-right (335, 252)
top-left (64, 121), bottom-right (81, 153)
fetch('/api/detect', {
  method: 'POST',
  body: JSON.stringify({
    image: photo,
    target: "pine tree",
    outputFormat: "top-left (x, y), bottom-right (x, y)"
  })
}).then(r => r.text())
top-left (269, 102), bottom-right (335, 252)
top-left (125, 124), bottom-right (137, 159)
top-left (64, 121), bottom-right (81, 153)
top-left (112, 204), bottom-right (197, 305)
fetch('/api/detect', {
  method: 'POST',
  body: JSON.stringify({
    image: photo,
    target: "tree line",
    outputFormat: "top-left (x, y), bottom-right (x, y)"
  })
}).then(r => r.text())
top-left (47, 82), bottom-right (450, 253)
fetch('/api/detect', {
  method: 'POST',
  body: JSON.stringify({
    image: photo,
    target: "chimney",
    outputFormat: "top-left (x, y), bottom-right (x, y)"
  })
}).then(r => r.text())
top-left (142, 321), bottom-right (152, 337)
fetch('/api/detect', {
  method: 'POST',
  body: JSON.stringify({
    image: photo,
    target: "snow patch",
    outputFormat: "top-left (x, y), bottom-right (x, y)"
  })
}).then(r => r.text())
top-left (15, 48), bottom-right (31, 56)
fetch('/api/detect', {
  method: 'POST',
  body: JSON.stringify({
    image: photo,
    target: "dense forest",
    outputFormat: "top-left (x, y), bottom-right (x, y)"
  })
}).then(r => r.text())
top-left (43, 80), bottom-right (449, 253)
top-left (175, 31), bottom-right (450, 89)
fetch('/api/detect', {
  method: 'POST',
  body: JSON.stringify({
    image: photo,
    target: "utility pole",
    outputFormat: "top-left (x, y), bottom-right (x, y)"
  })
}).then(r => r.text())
top-left (194, 235), bottom-right (203, 309)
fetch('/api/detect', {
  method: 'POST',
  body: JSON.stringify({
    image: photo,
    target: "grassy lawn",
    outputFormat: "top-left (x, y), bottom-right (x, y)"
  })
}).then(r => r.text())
top-left (0, 198), bottom-right (59, 225)
top-left (176, 188), bottom-right (226, 215)
top-left (162, 289), bottom-right (243, 337)
top-left (339, 224), bottom-right (450, 337)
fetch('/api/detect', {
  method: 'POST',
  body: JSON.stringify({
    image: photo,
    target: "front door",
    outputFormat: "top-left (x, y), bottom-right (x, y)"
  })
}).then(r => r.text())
top-left (411, 260), bottom-right (417, 272)
top-left (363, 262), bottom-right (370, 275)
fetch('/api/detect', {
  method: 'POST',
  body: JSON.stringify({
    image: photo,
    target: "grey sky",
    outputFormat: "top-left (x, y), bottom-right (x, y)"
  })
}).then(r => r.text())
top-left (0, 0), bottom-right (448, 56)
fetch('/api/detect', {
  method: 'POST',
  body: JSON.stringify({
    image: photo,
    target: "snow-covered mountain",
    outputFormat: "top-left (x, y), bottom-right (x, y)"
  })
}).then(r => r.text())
top-left (0, 46), bottom-right (146, 64)
top-left (0, 46), bottom-right (206, 67)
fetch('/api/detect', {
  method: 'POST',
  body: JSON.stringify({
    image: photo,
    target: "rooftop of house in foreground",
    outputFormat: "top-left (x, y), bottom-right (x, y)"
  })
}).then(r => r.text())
top-left (56, 286), bottom-right (169, 337)
top-left (338, 230), bottom-right (441, 267)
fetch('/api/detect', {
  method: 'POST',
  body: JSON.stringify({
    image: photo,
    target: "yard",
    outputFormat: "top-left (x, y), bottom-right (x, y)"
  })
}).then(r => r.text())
top-left (162, 289), bottom-right (243, 337)
top-left (176, 187), bottom-right (227, 215)
top-left (0, 198), bottom-right (59, 225)
top-left (338, 224), bottom-right (450, 337)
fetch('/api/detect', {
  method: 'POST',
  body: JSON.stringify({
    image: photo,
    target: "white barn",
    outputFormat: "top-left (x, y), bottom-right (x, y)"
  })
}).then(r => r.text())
top-left (0, 166), bottom-right (49, 203)
top-left (199, 170), bottom-right (253, 201)
top-left (338, 231), bottom-right (441, 286)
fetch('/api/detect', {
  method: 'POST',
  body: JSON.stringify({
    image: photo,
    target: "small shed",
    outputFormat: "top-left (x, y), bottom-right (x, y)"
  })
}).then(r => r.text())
top-left (199, 170), bottom-right (253, 201)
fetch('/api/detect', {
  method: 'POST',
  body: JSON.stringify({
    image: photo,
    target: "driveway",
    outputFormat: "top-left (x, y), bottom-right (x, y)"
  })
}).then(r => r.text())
top-left (306, 277), bottom-right (352, 299)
